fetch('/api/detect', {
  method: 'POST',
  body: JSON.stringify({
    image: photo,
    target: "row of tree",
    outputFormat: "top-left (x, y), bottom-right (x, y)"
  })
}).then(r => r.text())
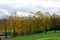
top-left (0, 11), bottom-right (60, 37)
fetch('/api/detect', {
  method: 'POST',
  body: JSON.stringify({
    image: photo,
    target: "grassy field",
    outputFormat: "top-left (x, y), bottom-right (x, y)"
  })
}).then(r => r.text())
top-left (9, 31), bottom-right (60, 40)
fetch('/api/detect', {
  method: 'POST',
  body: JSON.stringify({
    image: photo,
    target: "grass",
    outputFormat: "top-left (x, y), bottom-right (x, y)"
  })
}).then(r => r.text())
top-left (37, 37), bottom-right (60, 40)
top-left (10, 31), bottom-right (60, 40)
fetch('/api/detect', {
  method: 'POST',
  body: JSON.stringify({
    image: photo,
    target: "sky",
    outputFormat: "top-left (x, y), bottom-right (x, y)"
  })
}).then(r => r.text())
top-left (0, 0), bottom-right (60, 8)
top-left (0, 0), bottom-right (60, 17)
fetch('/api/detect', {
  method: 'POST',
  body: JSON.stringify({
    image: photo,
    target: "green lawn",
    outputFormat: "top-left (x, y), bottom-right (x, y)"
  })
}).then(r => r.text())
top-left (10, 32), bottom-right (60, 40)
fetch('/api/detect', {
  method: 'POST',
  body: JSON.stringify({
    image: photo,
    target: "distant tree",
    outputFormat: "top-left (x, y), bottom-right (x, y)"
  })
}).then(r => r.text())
top-left (4, 19), bottom-right (7, 38)
top-left (44, 12), bottom-right (51, 33)
top-left (34, 11), bottom-right (44, 33)
top-left (51, 13), bottom-right (58, 33)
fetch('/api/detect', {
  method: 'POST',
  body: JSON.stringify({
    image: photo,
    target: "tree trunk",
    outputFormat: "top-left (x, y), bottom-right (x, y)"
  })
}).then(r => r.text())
top-left (4, 19), bottom-right (7, 38)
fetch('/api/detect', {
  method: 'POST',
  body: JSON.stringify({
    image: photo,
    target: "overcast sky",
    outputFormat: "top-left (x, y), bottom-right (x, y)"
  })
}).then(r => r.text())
top-left (0, 0), bottom-right (60, 8)
top-left (0, 0), bottom-right (60, 17)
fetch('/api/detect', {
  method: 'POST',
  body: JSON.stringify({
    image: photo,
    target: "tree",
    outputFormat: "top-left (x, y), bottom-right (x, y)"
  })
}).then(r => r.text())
top-left (44, 12), bottom-right (51, 33)
top-left (34, 11), bottom-right (44, 33)
top-left (51, 13), bottom-right (58, 33)
top-left (4, 19), bottom-right (7, 38)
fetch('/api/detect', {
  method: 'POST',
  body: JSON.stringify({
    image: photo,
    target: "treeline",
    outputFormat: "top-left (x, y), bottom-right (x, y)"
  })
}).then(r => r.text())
top-left (0, 11), bottom-right (60, 37)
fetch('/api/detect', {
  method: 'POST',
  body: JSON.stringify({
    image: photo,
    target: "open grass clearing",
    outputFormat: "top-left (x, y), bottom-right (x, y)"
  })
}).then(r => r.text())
top-left (10, 32), bottom-right (60, 40)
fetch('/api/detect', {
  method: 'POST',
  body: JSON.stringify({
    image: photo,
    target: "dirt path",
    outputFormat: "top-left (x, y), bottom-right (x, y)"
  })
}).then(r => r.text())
top-left (1, 38), bottom-right (9, 40)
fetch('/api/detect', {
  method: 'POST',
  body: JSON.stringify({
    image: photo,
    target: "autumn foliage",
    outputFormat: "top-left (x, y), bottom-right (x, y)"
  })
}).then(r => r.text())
top-left (0, 11), bottom-right (60, 37)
